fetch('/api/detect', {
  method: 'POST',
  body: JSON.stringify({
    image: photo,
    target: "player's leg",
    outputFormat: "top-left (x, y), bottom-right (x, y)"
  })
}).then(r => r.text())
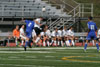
top-left (84, 34), bottom-right (90, 51)
top-left (84, 40), bottom-right (88, 51)
top-left (71, 36), bottom-right (75, 46)
top-left (94, 39), bottom-right (99, 52)
top-left (24, 32), bottom-right (31, 51)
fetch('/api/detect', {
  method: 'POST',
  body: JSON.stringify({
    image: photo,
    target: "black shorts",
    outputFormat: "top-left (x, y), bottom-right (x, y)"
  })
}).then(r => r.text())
top-left (34, 27), bottom-right (41, 36)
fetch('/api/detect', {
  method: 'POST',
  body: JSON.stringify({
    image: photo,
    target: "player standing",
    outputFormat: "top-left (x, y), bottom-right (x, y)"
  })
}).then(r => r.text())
top-left (84, 16), bottom-right (99, 52)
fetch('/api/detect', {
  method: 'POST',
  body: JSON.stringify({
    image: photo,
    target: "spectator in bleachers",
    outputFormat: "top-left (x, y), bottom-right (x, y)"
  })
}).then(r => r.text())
top-left (13, 25), bottom-right (20, 46)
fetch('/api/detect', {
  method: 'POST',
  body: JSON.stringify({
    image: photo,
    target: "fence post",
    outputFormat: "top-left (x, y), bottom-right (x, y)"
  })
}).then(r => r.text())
top-left (91, 3), bottom-right (93, 17)
top-left (79, 4), bottom-right (81, 17)
top-left (2, 5), bottom-right (4, 21)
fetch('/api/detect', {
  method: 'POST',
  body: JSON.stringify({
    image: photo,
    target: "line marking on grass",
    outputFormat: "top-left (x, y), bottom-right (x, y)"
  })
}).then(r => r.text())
top-left (0, 64), bottom-right (54, 67)
top-left (61, 56), bottom-right (100, 63)
top-left (0, 51), bottom-right (55, 53)
top-left (0, 47), bottom-right (97, 51)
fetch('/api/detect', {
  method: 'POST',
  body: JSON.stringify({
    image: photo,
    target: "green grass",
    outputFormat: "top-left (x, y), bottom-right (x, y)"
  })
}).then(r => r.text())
top-left (0, 47), bottom-right (100, 67)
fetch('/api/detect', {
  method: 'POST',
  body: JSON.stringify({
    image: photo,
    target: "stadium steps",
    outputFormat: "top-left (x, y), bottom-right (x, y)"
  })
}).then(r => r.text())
top-left (0, 0), bottom-right (71, 18)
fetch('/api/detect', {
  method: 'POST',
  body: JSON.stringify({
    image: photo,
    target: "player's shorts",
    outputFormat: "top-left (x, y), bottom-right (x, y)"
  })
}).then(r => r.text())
top-left (20, 35), bottom-right (27, 40)
top-left (26, 31), bottom-right (32, 38)
top-left (86, 32), bottom-right (97, 40)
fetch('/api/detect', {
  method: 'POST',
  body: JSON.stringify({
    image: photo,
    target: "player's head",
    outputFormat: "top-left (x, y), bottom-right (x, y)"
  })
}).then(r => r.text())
top-left (45, 25), bottom-right (48, 30)
top-left (64, 26), bottom-right (67, 30)
top-left (39, 17), bottom-right (43, 21)
top-left (88, 16), bottom-right (93, 21)
top-left (60, 27), bottom-right (63, 30)
top-left (16, 25), bottom-right (19, 30)
top-left (69, 27), bottom-right (73, 30)
top-left (21, 25), bottom-right (25, 29)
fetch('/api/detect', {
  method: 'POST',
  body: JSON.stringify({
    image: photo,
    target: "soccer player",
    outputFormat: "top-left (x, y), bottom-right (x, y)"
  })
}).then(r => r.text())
top-left (67, 27), bottom-right (75, 46)
top-left (13, 25), bottom-right (20, 46)
top-left (51, 28), bottom-right (59, 46)
top-left (34, 18), bottom-right (43, 36)
top-left (22, 18), bottom-right (40, 51)
top-left (84, 16), bottom-right (99, 52)
top-left (58, 28), bottom-right (64, 47)
top-left (97, 28), bottom-right (100, 42)
top-left (45, 25), bottom-right (51, 47)
top-left (20, 25), bottom-right (26, 46)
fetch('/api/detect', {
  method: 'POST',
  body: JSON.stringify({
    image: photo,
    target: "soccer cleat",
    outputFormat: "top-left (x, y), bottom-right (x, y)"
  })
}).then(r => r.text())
top-left (97, 50), bottom-right (99, 53)
top-left (24, 47), bottom-right (26, 51)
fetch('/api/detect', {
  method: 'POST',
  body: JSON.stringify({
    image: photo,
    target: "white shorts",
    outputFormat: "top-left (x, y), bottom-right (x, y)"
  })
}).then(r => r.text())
top-left (20, 35), bottom-right (27, 40)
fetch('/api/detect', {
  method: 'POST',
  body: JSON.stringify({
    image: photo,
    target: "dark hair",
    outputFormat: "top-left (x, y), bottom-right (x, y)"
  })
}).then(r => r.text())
top-left (88, 16), bottom-right (93, 20)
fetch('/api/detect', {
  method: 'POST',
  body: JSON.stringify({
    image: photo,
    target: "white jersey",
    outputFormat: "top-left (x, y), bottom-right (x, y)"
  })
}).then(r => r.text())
top-left (97, 29), bottom-right (100, 38)
top-left (20, 28), bottom-right (26, 39)
top-left (34, 18), bottom-right (41, 28)
top-left (62, 29), bottom-right (67, 37)
top-left (20, 28), bottom-right (25, 37)
top-left (58, 30), bottom-right (63, 37)
top-left (32, 29), bottom-right (36, 37)
top-left (67, 29), bottom-right (74, 36)
top-left (40, 32), bottom-right (45, 36)
top-left (51, 31), bottom-right (59, 37)
top-left (45, 30), bottom-right (51, 38)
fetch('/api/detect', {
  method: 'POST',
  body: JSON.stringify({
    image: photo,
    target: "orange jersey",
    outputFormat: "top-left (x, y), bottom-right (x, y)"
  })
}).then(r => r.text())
top-left (13, 29), bottom-right (20, 38)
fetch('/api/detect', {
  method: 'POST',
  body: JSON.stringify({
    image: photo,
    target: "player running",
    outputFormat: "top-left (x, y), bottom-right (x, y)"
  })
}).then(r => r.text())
top-left (84, 16), bottom-right (99, 52)
top-left (22, 18), bottom-right (41, 51)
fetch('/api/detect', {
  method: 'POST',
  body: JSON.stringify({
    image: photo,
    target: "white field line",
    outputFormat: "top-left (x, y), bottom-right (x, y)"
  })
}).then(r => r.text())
top-left (0, 47), bottom-right (97, 51)
top-left (0, 64), bottom-right (54, 67)
top-left (0, 51), bottom-right (55, 53)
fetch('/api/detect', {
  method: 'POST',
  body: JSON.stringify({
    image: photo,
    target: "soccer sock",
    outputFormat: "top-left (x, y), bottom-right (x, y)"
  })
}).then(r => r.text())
top-left (35, 37), bottom-right (40, 43)
top-left (92, 40), bottom-right (95, 46)
top-left (58, 41), bottom-right (60, 46)
top-left (15, 40), bottom-right (18, 46)
top-left (96, 43), bottom-right (99, 51)
top-left (65, 40), bottom-right (70, 46)
top-left (21, 40), bottom-right (24, 46)
top-left (47, 41), bottom-right (49, 47)
top-left (84, 43), bottom-right (87, 50)
top-left (54, 41), bottom-right (56, 46)
top-left (25, 41), bottom-right (29, 48)
top-left (43, 41), bottom-right (46, 47)
top-left (72, 40), bottom-right (75, 46)
top-left (61, 41), bottom-right (63, 46)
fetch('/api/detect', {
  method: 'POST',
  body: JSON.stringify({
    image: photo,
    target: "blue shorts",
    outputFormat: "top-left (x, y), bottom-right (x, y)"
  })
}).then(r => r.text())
top-left (26, 31), bottom-right (32, 38)
top-left (86, 32), bottom-right (97, 40)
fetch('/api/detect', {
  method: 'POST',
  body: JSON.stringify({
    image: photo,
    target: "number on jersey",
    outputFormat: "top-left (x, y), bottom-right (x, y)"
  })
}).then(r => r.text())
top-left (90, 25), bottom-right (95, 30)
top-left (28, 22), bottom-right (32, 27)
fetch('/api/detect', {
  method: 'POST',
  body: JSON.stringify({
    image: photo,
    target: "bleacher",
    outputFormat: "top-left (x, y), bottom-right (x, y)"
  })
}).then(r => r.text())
top-left (0, 0), bottom-right (70, 18)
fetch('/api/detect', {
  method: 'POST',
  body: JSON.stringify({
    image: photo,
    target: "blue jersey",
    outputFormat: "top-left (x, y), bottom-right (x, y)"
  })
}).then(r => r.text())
top-left (86, 21), bottom-right (97, 40)
top-left (87, 21), bottom-right (97, 33)
top-left (25, 20), bottom-right (34, 33)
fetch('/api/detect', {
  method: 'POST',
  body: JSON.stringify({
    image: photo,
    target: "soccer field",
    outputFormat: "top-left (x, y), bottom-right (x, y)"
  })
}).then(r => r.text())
top-left (0, 47), bottom-right (100, 67)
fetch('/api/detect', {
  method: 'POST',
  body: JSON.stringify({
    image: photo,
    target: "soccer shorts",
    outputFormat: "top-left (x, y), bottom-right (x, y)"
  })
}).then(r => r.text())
top-left (86, 32), bottom-right (97, 40)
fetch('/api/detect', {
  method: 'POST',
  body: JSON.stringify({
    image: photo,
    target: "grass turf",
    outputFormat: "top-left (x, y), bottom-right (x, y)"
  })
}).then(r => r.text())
top-left (0, 47), bottom-right (100, 67)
